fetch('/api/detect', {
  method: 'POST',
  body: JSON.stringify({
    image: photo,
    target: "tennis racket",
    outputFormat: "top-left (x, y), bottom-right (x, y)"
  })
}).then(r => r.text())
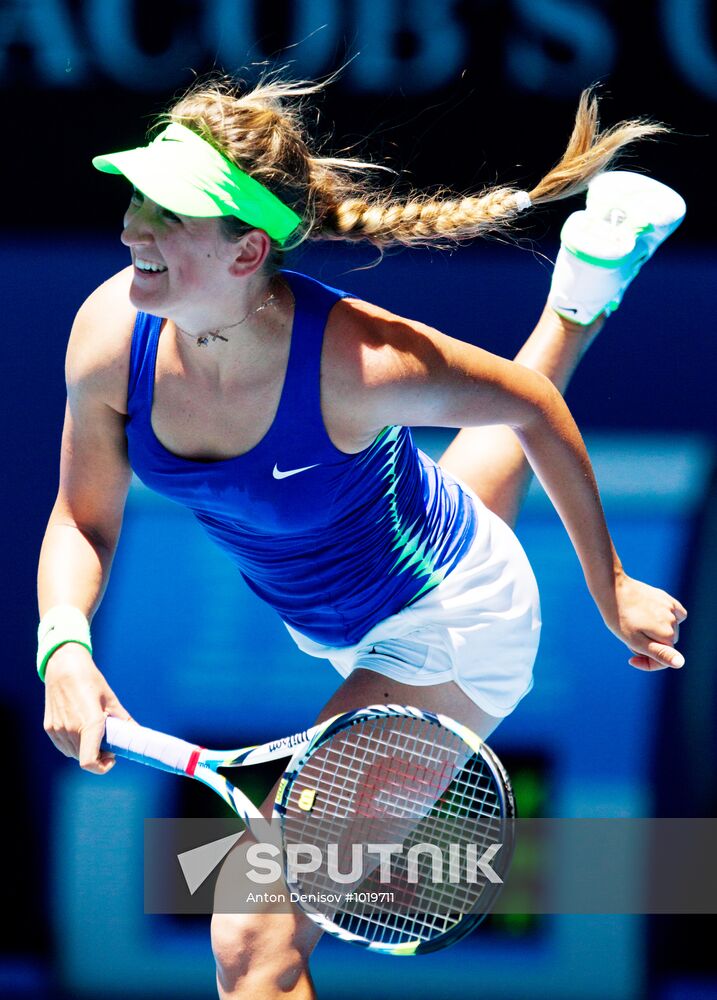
top-left (102, 704), bottom-right (515, 955)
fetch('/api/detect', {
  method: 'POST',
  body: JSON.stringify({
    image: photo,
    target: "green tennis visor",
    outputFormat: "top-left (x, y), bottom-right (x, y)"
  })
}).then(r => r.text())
top-left (92, 122), bottom-right (302, 244)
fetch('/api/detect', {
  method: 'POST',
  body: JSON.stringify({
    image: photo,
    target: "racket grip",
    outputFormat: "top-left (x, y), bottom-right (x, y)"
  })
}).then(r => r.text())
top-left (102, 717), bottom-right (198, 775)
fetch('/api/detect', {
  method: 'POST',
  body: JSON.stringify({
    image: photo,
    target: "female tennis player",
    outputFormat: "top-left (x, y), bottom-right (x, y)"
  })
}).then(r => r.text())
top-left (38, 75), bottom-right (687, 998)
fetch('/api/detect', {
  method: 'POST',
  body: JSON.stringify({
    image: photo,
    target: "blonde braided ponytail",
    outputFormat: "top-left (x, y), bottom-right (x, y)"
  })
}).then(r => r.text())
top-left (323, 187), bottom-right (531, 246)
top-left (165, 75), bottom-right (666, 254)
top-left (320, 89), bottom-right (666, 246)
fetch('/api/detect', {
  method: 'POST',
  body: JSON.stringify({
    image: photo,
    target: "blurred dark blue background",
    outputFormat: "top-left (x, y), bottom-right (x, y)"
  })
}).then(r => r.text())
top-left (2, 2), bottom-right (715, 998)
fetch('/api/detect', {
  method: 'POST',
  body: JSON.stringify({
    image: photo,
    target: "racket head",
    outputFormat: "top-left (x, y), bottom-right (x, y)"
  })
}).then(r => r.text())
top-left (274, 705), bottom-right (515, 955)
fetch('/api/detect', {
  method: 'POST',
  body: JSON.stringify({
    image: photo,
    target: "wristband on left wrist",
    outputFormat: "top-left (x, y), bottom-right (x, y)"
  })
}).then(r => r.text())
top-left (37, 606), bottom-right (93, 683)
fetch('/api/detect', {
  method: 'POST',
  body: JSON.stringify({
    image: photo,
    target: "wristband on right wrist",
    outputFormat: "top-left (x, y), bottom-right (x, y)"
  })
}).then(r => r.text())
top-left (37, 606), bottom-right (93, 683)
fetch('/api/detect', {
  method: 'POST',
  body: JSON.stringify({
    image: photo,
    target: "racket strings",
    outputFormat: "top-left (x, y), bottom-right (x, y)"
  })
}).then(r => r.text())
top-left (289, 718), bottom-right (468, 844)
top-left (285, 735), bottom-right (454, 834)
top-left (304, 720), bottom-right (469, 814)
top-left (281, 714), bottom-right (508, 947)
top-left (343, 754), bottom-right (504, 944)
top-left (298, 764), bottom-right (501, 943)
top-left (372, 758), bottom-right (504, 940)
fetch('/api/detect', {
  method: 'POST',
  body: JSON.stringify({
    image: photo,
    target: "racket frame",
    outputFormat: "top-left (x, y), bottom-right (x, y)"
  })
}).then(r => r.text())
top-left (102, 704), bottom-right (515, 954)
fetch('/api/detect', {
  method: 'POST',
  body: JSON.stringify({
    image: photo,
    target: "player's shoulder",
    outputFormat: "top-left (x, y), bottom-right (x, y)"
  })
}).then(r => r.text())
top-left (66, 266), bottom-right (138, 411)
top-left (327, 294), bottom-right (458, 389)
top-left (71, 265), bottom-right (136, 350)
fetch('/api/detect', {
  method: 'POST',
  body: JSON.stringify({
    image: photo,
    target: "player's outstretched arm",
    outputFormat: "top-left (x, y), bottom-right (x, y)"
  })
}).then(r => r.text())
top-left (340, 303), bottom-right (687, 671)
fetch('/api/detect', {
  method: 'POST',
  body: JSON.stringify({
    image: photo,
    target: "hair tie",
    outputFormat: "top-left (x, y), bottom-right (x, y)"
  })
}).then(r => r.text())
top-left (512, 191), bottom-right (532, 213)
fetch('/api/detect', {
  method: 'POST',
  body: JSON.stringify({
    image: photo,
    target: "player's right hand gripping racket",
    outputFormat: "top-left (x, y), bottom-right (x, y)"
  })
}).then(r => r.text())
top-left (103, 704), bottom-right (515, 955)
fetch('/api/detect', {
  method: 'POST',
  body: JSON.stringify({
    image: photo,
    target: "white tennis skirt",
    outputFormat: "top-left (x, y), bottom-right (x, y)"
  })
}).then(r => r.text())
top-left (285, 488), bottom-right (541, 719)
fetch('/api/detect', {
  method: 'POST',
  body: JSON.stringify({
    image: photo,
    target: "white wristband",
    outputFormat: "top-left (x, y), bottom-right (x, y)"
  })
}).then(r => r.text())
top-left (37, 605), bottom-right (92, 682)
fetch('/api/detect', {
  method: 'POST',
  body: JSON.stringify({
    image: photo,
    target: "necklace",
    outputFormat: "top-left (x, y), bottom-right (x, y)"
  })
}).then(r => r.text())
top-left (189, 282), bottom-right (279, 347)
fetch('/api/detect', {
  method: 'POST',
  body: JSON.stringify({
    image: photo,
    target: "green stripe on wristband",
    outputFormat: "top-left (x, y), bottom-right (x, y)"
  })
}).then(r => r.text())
top-left (37, 606), bottom-right (93, 682)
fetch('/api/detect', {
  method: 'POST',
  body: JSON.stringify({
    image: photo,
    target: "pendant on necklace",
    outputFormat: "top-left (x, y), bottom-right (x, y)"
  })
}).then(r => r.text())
top-left (196, 332), bottom-right (228, 347)
top-left (192, 284), bottom-right (278, 347)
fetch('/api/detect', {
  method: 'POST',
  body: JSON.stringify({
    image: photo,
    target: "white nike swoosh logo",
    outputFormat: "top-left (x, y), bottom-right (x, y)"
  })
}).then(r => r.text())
top-left (272, 462), bottom-right (321, 479)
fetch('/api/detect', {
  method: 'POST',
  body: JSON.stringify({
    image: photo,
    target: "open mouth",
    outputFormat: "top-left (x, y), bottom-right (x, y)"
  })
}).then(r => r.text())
top-left (134, 257), bottom-right (167, 274)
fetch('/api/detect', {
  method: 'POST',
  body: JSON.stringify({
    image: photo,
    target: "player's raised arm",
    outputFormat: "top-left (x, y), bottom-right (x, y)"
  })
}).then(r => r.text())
top-left (38, 273), bottom-right (136, 774)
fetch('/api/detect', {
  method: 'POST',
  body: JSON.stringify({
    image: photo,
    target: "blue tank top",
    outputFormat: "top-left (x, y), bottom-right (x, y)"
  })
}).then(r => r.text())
top-left (125, 269), bottom-right (477, 645)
